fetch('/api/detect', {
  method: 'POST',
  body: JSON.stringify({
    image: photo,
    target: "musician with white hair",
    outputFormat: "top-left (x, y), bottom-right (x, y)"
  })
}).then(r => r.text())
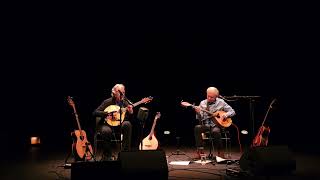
top-left (93, 83), bottom-right (133, 161)
top-left (193, 87), bottom-right (236, 159)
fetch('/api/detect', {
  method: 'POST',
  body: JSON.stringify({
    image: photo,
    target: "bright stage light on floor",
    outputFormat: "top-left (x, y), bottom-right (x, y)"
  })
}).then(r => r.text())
top-left (241, 130), bottom-right (248, 135)
top-left (30, 136), bottom-right (41, 145)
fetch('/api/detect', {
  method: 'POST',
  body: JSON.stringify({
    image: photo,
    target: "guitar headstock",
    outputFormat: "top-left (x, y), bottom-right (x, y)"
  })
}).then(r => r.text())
top-left (141, 96), bottom-right (153, 104)
top-left (67, 96), bottom-right (75, 107)
top-left (155, 112), bottom-right (161, 120)
top-left (180, 101), bottom-right (193, 107)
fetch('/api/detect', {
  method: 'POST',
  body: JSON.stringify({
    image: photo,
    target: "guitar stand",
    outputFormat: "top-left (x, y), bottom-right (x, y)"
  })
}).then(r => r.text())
top-left (62, 148), bottom-right (73, 169)
top-left (118, 99), bottom-right (124, 151)
top-left (84, 142), bottom-right (96, 162)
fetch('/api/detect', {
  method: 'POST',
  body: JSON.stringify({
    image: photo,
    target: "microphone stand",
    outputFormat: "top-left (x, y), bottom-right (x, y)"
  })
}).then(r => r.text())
top-left (118, 95), bottom-right (133, 151)
top-left (118, 90), bottom-right (133, 152)
top-left (222, 95), bottom-right (260, 145)
top-left (119, 96), bottom-right (124, 151)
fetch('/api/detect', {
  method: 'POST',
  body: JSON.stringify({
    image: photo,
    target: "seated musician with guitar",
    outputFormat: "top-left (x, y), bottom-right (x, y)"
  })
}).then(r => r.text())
top-left (183, 87), bottom-right (236, 159)
top-left (93, 84), bottom-right (134, 161)
top-left (93, 83), bottom-right (153, 161)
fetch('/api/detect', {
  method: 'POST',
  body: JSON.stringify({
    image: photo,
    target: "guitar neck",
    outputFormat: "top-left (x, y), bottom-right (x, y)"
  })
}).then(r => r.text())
top-left (149, 117), bottom-right (158, 137)
top-left (72, 107), bottom-right (83, 133)
top-left (191, 105), bottom-right (213, 116)
top-left (261, 99), bottom-right (276, 126)
top-left (201, 108), bottom-right (213, 115)
top-left (122, 100), bottom-right (143, 112)
top-left (75, 114), bottom-right (82, 132)
top-left (132, 100), bottom-right (145, 107)
top-left (68, 96), bottom-right (83, 135)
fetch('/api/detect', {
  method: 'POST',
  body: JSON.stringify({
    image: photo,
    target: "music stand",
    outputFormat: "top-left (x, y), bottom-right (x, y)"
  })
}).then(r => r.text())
top-left (223, 95), bottom-right (261, 145)
top-left (137, 107), bottom-right (149, 150)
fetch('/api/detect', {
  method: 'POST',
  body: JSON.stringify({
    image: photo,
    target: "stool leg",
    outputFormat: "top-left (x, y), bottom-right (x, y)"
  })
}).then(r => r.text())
top-left (208, 136), bottom-right (214, 160)
top-left (224, 132), bottom-right (231, 158)
top-left (94, 134), bottom-right (97, 155)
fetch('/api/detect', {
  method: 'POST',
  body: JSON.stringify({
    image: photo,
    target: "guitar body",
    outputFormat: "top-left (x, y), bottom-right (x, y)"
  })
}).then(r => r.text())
top-left (252, 125), bottom-right (270, 147)
top-left (213, 111), bottom-right (232, 128)
top-left (139, 134), bottom-right (159, 150)
top-left (72, 130), bottom-right (94, 160)
top-left (104, 105), bottom-right (125, 126)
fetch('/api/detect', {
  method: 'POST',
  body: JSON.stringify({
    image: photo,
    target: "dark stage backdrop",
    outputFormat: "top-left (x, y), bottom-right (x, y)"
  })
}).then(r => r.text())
top-left (2, 22), bottom-right (319, 157)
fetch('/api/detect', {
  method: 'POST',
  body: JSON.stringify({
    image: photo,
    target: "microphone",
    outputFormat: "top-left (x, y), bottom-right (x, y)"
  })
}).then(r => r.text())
top-left (118, 90), bottom-right (133, 105)
top-left (118, 90), bottom-right (124, 97)
top-left (124, 96), bottom-right (134, 105)
top-left (218, 95), bottom-right (226, 100)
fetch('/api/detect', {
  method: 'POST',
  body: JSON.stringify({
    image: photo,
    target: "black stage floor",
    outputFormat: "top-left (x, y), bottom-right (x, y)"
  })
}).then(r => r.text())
top-left (1, 145), bottom-right (319, 180)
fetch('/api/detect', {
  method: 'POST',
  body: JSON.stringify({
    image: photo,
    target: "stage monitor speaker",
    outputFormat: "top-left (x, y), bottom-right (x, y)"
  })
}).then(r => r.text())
top-left (71, 161), bottom-right (120, 180)
top-left (118, 150), bottom-right (168, 180)
top-left (240, 145), bottom-right (296, 175)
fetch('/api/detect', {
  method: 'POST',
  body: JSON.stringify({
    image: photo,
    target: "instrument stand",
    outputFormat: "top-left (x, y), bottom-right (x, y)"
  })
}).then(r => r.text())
top-left (168, 137), bottom-right (191, 159)
top-left (63, 147), bottom-right (73, 168)
top-left (118, 101), bottom-right (123, 151)
top-left (84, 142), bottom-right (96, 162)
top-left (207, 126), bottom-right (215, 161)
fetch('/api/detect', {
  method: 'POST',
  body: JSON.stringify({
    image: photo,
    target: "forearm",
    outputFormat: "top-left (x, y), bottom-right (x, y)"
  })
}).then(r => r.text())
top-left (224, 108), bottom-right (235, 118)
top-left (92, 110), bottom-right (106, 118)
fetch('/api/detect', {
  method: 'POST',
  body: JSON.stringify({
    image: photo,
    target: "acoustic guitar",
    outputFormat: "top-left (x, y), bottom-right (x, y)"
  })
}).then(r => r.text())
top-left (104, 96), bottom-right (153, 126)
top-left (251, 99), bottom-right (276, 147)
top-left (181, 101), bottom-right (232, 128)
top-left (139, 112), bottom-right (161, 150)
top-left (67, 96), bottom-right (93, 161)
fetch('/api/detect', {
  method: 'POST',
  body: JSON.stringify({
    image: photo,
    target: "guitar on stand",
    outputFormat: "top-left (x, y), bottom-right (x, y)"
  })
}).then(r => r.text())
top-left (67, 96), bottom-right (94, 161)
top-left (251, 98), bottom-right (276, 147)
top-left (139, 112), bottom-right (161, 150)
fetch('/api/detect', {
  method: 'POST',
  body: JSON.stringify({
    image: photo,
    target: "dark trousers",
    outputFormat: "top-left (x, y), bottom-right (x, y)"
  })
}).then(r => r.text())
top-left (194, 124), bottom-right (223, 151)
top-left (99, 121), bottom-right (132, 157)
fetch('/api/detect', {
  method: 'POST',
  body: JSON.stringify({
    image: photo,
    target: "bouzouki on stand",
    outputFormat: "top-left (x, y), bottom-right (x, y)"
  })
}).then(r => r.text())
top-left (251, 98), bottom-right (276, 147)
top-left (180, 101), bottom-right (233, 128)
top-left (104, 96), bottom-right (153, 126)
top-left (67, 96), bottom-right (94, 161)
top-left (139, 112), bottom-right (161, 150)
